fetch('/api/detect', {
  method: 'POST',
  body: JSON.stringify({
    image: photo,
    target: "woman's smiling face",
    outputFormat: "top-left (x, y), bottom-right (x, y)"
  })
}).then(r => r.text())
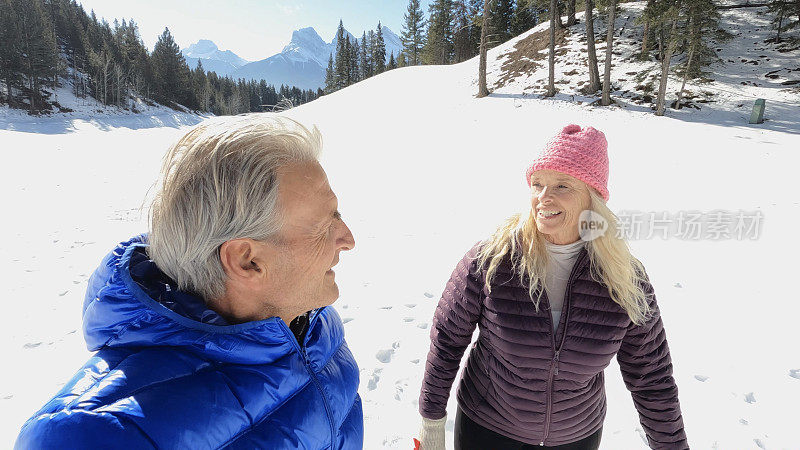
top-left (529, 169), bottom-right (592, 245)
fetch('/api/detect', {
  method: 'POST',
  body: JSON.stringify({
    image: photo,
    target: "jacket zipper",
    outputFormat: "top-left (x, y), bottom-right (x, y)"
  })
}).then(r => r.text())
top-left (281, 309), bottom-right (337, 448)
top-left (540, 250), bottom-right (588, 446)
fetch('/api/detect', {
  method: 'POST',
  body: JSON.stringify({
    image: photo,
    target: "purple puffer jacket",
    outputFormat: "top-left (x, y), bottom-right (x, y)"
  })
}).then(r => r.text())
top-left (419, 244), bottom-right (688, 449)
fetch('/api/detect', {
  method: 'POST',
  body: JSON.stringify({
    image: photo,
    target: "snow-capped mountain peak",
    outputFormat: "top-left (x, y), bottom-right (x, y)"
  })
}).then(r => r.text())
top-left (182, 39), bottom-right (219, 59)
top-left (281, 27), bottom-right (330, 66)
top-left (181, 39), bottom-right (249, 70)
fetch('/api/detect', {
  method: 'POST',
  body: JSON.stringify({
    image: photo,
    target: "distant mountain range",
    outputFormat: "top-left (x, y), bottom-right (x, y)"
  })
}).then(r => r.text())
top-left (181, 26), bottom-right (403, 91)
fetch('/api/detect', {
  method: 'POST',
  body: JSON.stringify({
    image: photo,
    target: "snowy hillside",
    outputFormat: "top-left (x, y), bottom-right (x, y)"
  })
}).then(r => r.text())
top-left (486, 2), bottom-right (799, 131)
top-left (2, 2), bottom-right (799, 449)
top-left (0, 81), bottom-right (205, 134)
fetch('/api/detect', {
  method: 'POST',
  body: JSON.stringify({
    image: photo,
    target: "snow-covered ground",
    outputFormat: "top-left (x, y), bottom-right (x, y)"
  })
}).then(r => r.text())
top-left (2, 2), bottom-right (799, 449)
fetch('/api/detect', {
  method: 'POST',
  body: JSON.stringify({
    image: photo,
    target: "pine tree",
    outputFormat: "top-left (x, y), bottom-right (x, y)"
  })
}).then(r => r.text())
top-left (401, 0), bottom-right (427, 65)
top-left (769, 0), bottom-right (792, 41)
top-left (359, 32), bottom-right (371, 79)
top-left (15, 0), bottom-right (58, 112)
top-left (424, 0), bottom-right (455, 64)
top-left (655, 0), bottom-right (683, 115)
top-left (453, 0), bottom-right (475, 63)
top-left (344, 37), bottom-right (353, 85)
top-left (0, 0), bottom-right (23, 104)
top-left (366, 31), bottom-right (376, 77)
top-left (513, 0), bottom-right (539, 35)
top-left (489, 0), bottom-right (514, 44)
top-left (388, 51), bottom-right (397, 69)
top-left (349, 38), bottom-right (361, 83)
top-left (334, 20), bottom-right (349, 89)
top-left (151, 27), bottom-right (190, 106)
top-left (325, 52), bottom-right (335, 93)
top-left (374, 22), bottom-right (387, 73)
top-left (680, 0), bottom-right (723, 78)
top-left (398, 51), bottom-right (408, 67)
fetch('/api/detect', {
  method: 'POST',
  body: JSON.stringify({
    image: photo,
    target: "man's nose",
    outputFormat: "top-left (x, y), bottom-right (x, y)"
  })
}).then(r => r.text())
top-left (338, 221), bottom-right (355, 251)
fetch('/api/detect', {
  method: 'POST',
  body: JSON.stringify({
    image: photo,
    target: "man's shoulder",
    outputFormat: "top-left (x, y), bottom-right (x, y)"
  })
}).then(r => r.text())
top-left (16, 344), bottom-right (315, 449)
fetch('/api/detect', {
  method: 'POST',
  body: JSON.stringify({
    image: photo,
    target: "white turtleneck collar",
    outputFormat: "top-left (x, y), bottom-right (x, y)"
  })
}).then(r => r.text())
top-left (543, 238), bottom-right (586, 333)
top-left (544, 238), bottom-right (586, 256)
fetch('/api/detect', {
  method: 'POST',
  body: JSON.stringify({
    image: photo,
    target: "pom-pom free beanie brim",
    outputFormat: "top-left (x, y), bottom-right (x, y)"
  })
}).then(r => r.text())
top-left (525, 124), bottom-right (610, 202)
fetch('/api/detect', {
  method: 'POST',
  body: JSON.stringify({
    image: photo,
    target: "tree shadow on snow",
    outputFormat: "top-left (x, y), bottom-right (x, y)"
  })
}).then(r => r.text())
top-left (485, 92), bottom-right (800, 136)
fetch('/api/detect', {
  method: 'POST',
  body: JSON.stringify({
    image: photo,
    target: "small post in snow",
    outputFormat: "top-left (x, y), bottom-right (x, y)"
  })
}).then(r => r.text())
top-left (749, 99), bottom-right (765, 124)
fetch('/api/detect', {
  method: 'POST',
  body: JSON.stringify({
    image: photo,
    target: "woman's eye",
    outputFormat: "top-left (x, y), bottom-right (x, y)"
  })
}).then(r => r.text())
top-left (558, 185), bottom-right (568, 189)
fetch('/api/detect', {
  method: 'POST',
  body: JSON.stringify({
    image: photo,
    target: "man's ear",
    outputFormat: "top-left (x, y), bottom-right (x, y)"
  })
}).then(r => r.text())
top-left (219, 239), bottom-right (267, 281)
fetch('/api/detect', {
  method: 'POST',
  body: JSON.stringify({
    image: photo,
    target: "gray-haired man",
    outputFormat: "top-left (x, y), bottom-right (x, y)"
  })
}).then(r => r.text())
top-left (16, 115), bottom-right (363, 449)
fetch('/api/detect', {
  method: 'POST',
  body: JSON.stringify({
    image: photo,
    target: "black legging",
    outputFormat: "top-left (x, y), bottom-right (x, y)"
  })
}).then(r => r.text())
top-left (454, 407), bottom-right (603, 450)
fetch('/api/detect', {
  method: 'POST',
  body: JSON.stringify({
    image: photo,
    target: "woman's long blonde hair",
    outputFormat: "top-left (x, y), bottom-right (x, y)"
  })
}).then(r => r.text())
top-left (477, 187), bottom-right (652, 325)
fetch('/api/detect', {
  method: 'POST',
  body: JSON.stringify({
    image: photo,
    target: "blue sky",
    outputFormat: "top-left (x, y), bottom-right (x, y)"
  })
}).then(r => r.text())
top-left (76, 0), bottom-right (434, 62)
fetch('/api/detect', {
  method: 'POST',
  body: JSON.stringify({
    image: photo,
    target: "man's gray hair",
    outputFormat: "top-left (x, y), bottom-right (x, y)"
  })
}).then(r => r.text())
top-left (148, 114), bottom-right (322, 301)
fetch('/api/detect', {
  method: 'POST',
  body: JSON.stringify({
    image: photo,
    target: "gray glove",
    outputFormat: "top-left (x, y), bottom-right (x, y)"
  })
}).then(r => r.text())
top-left (417, 415), bottom-right (447, 450)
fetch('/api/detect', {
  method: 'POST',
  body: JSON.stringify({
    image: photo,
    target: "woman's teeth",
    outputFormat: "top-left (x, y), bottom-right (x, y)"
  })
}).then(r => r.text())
top-left (539, 211), bottom-right (562, 218)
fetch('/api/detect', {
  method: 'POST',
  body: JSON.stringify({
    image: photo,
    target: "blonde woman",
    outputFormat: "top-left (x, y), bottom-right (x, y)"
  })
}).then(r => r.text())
top-left (416, 125), bottom-right (687, 450)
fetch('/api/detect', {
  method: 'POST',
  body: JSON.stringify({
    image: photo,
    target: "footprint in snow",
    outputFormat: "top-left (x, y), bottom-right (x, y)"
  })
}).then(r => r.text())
top-left (367, 369), bottom-right (382, 391)
top-left (740, 418), bottom-right (749, 425)
top-left (59, 291), bottom-right (69, 296)
top-left (380, 306), bottom-right (393, 310)
top-left (694, 375), bottom-right (709, 382)
top-left (342, 317), bottom-right (354, 324)
top-left (23, 342), bottom-right (42, 349)
top-left (2, 395), bottom-right (13, 400)
top-left (754, 438), bottom-right (765, 449)
top-left (744, 392), bottom-right (756, 404)
top-left (789, 369), bottom-right (800, 379)
top-left (424, 292), bottom-right (434, 298)
top-left (410, 359), bottom-right (420, 364)
top-left (376, 342), bottom-right (400, 363)
top-left (673, 283), bottom-right (683, 288)
top-left (404, 303), bottom-right (417, 309)
top-left (417, 323), bottom-right (429, 329)
top-left (403, 317), bottom-right (414, 323)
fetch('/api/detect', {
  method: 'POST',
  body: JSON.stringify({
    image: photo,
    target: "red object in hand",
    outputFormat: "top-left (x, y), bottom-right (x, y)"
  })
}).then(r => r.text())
top-left (413, 438), bottom-right (421, 450)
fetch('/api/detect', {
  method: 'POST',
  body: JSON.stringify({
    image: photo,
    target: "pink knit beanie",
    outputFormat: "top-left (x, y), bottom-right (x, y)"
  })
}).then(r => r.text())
top-left (525, 124), bottom-right (610, 202)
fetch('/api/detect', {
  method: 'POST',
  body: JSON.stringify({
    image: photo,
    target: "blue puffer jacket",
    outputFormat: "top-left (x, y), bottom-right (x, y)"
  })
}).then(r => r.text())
top-left (15, 235), bottom-right (363, 449)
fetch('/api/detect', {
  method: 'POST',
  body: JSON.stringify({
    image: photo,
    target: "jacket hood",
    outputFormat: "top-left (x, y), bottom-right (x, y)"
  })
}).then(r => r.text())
top-left (81, 235), bottom-right (303, 365)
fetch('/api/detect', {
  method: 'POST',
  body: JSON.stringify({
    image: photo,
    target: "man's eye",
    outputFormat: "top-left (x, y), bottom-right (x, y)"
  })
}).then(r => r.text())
top-left (558, 185), bottom-right (568, 189)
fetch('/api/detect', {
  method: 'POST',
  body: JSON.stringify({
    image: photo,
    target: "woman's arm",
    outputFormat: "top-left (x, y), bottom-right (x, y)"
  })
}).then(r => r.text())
top-left (617, 273), bottom-right (689, 449)
top-left (418, 244), bottom-right (484, 420)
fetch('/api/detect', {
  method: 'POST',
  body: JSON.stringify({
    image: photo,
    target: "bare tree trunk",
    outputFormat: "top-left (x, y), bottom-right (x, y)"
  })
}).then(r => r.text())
top-left (656, 0), bottom-right (682, 116)
top-left (675, 15), bottom-right (696, 110)
top-left (546, 0), bottom-right (557, 97)
top-left (478, 0), bottom-right (491, 97)
top-left (556, 1), bottom-right (564, 29)
top-left (602, 0), bottom-right (617, 105)
top-left (567, 0), bottom-right (577, 26)
top-left (641, 0), bottom-right (654, 59)
top-left (585, 0), bottom-right (601, 92)
top-left (641, 20), bottom-right (650, 58)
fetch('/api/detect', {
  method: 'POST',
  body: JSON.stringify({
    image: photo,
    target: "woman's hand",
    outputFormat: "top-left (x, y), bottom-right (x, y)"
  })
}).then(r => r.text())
top-left (416, 415), bottom-right (447, 450)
